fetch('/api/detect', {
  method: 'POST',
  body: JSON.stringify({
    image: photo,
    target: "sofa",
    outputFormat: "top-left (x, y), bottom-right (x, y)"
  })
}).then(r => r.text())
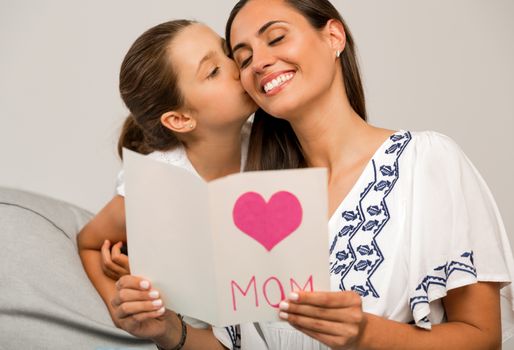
top-left (0, 186), bottom-right (155, 349)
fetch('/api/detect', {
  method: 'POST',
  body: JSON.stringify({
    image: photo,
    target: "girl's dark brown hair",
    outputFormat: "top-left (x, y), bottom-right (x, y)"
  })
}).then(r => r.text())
top-left (225, 0), bottom-right (367, 171)
top-left (117, 20), bottom-right (195, 158)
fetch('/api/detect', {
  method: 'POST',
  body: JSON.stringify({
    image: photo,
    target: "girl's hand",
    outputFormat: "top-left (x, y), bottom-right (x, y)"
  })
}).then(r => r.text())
top-left (278, 291), bottom-right (365, 350)
top-left (101, 240), bottom-right (130, 280)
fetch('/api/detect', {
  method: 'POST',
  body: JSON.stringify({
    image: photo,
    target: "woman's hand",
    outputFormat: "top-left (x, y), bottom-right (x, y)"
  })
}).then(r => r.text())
top-left (278, 291), bottom-right (365, 350)
top-left (111, 275), bottom-right (183, 346)
top-left (101, 239), bottom-right (130, 280)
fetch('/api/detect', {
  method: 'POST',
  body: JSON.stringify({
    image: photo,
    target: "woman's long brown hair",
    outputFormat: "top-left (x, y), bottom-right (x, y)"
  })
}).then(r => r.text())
top-left (226, 0), bottom-right (367, 171)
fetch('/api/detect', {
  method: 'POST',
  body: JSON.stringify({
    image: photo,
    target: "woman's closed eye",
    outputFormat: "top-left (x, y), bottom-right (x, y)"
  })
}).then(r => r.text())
top-left (239, 56), bottom-right (252, 69)
top-left (269, 35), bottom-right (284, 45)
top-left (238, 35), bottom-right (285, 69)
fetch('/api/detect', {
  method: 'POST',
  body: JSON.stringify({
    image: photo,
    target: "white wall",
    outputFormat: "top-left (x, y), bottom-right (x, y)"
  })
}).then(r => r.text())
top-left (1, 0), bottom-right (513, 344)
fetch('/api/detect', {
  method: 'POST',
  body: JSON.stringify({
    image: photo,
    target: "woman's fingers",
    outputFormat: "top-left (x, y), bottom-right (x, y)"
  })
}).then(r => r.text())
top-left (115, 299), bottom-right (165, 319)
top-left (289, 290), bottom-right (362, 308)
top-left (109, 271), bottom-right (170, 341)
top-left (130, 308), bottom-right (167, 323)
top-left (112, 276), bottom-right (160, 306)
top-left (112, 275), bottom-right (167, 321)
top-left (281, 312), bottom-right (345, 336)
top-left (282, 311), bottom-right (361, 337)
top-left (278, 291), bottom-right (364, 349)
top-left (116, 275), bottom-right (152, 291)
top-left (114, 287), bottom-right (160, 304)
top-left (279, 300), bottom-right (362, 323)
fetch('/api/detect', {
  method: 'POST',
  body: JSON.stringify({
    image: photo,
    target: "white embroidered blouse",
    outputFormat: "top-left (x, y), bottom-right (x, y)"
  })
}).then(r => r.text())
top-left (213, 130), bottom-right (514, 349)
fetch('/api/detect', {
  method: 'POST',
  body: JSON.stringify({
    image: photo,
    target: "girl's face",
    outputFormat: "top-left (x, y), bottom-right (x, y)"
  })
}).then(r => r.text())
top-left (229, 0), bottom-right (340, 120)
top-left (170, 24), bottom-right (256, 130)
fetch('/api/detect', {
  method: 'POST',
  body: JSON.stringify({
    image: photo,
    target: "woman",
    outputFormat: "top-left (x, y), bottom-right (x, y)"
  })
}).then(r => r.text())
top-left (112, 1), bottom-right (514, 349)
top-left (220, 0), bottom-right (514, 349)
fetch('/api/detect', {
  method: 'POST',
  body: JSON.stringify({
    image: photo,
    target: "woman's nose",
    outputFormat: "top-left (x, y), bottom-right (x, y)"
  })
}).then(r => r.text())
top-left (251, 45), bottom-right (275, 75)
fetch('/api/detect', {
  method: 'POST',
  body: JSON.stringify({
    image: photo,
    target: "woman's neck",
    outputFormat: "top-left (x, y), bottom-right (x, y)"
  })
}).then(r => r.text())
top-left (184, 123), bottom-right (244, 182)
top-left (289, 86), bottom-right (372, 175)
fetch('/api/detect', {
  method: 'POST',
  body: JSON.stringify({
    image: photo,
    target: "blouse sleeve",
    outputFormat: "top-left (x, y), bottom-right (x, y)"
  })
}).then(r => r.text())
top-left (406, 132), bottom-right (514, 340)
top-left (212, 323), bottom-right (268, 350)
top-left (212, 325), bottom-right (241, 350)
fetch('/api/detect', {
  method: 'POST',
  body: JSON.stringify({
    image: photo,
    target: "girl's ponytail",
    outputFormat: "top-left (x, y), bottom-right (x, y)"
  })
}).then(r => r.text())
top-left (118, 20), bottom-right (194, 159)
top-left (117, 115), bottom-right (153, 158)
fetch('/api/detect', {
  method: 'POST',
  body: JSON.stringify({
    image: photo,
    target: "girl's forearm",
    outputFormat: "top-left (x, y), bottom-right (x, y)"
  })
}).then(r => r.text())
top-left (79, 249), bottom-right (118, 317)
top-left (76, 195), bottom-right (126, 251)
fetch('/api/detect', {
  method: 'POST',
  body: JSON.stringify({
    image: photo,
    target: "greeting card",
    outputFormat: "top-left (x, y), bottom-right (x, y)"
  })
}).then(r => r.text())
top-left (123, 149), bottom-right (330, 326)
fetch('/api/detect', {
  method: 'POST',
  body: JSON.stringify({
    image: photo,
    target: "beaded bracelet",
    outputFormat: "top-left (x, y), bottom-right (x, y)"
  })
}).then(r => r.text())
top-left (156, 313), bottom-right (187, 350)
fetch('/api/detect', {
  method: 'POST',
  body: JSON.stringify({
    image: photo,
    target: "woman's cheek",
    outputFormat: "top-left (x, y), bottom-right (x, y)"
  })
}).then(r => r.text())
top-left (241, 75), bottom-right (258, 98)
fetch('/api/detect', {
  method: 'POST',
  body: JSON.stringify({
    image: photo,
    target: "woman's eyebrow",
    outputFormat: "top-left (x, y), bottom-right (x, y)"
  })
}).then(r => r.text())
top-left (232, 20), bottom-right (287, 54)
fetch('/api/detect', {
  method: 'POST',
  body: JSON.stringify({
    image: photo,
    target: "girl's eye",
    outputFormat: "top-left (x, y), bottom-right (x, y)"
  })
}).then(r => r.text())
top-left (269, 35), bottom-right (284, 45)
top-left (208, 67), bottom-right (220, 78)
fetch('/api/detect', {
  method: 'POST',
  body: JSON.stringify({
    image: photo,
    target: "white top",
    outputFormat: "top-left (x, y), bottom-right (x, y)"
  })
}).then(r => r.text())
top-left (115, 121), bottom-right (251, 197)
top-left (213, 130), bottom-right (514, 350)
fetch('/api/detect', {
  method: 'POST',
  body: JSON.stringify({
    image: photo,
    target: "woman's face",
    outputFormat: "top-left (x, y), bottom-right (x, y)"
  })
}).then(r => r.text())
top-left (229, 0), bottom-right (340, 119)
top-left (170, 23), bottom-right (256, 130)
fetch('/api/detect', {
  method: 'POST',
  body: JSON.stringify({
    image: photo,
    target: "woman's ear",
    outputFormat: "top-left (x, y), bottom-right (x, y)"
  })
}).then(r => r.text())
top-left (324, 19), bottom-right (346, 56)
top-left (160, 111), bottom-right (196, 133)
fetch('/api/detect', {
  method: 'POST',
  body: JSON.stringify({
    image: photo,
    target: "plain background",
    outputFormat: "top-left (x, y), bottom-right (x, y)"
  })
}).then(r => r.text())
top-left (1, 0), bottom-right (513, 346)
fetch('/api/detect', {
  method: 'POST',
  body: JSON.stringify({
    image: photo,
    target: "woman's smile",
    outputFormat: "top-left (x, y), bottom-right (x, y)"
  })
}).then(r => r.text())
top-left (261, 70), bottom-right (295, 95)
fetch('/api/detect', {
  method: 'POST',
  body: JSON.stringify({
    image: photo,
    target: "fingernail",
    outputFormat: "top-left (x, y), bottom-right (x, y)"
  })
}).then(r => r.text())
top-left (149, 290), bottom-right (159, 299)
top-left (289, 292), bottom-right (299, 301)
top-left (140, 280), bottom-right (150, 290)
top-left (279, 311), bottom-right (288, 319)
top-left (157, 306), bottom-right (165, 314)
top-left (152, 299), bottom-right (163, 307)
top-left (279, 301), bottom-right (289, 310)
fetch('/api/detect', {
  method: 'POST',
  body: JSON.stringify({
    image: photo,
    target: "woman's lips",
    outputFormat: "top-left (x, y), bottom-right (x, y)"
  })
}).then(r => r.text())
top-left (260, 71), bottom-right (295, 95)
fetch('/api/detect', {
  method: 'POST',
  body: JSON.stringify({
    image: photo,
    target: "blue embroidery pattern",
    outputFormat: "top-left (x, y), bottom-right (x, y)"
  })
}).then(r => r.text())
top-left (409, 251), bottom-right (477, 323)
top-left (329, 131), bottom-right (412, 297)
top-left (225, 325), bottom-right (241, 349)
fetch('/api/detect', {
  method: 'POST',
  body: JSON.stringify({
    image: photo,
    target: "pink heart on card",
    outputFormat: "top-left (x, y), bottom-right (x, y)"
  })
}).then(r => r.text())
top-left (232, 191), bottom-right (303, 251)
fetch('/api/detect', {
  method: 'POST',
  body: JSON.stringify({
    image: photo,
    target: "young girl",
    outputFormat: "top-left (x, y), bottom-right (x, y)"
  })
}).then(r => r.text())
top-left (77, 19), bottom-right (257, 347)
top-left (111, 0), bottom-right (514, 349)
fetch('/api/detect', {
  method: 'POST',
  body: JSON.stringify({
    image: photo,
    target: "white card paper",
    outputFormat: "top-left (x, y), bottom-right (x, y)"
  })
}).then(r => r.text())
top-left (123, 148), bottom-right (330, 326)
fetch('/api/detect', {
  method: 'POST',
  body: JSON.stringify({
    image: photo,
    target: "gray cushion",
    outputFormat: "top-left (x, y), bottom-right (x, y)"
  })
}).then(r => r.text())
top-left (0, 187), bottom-right (154, 349)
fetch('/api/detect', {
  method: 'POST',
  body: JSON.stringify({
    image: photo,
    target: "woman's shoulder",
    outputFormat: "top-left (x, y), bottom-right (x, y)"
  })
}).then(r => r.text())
top-left (402, 130), bottom-right (466, 163)
top-left (408, 130), bottom-right (462, 151)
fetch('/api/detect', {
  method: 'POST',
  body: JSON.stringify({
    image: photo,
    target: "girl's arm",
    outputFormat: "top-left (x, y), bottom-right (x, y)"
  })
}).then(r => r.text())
top-left (77, 195), bottom-right (129, 318)
top-left (280, 282), bottom-right (501, 350)
top-left (112, 275), bottom-right (227, 350)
